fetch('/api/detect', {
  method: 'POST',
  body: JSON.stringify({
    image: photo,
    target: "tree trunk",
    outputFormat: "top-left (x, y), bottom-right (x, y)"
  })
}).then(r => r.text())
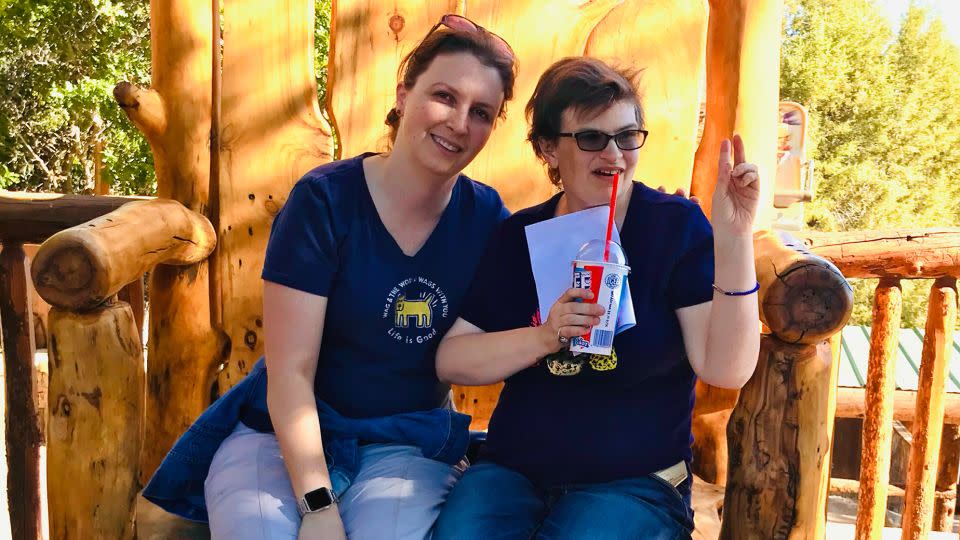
top-left (691, 0), bottom-right (780, 227)
top-left (47, 303), bottom-right (144, 540)
top-left (114, 0), bottom-right (226, 481)
top-left (213, 0), bottom-right (335, 390)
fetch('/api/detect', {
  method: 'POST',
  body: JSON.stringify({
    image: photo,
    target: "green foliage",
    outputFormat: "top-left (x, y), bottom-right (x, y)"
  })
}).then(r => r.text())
top-left (0, 0), bottom-right (154, 195)
top-left (1, 0), bottom-right (335, 196)
top-left (781, 0), bottom-right (960, 328)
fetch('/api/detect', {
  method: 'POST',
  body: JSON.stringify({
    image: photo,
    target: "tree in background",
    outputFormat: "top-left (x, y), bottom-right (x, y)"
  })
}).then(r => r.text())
top-left (0, 0), bottom-right (333, 196)
top-left (781, 0), bottom-right (960, 327)
top-left (0, 0), bottom-right (153, 194)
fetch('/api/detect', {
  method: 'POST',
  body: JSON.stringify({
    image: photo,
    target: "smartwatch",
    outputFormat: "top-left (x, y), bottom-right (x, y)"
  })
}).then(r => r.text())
top-left (297, 486), bottom-right (339, 516)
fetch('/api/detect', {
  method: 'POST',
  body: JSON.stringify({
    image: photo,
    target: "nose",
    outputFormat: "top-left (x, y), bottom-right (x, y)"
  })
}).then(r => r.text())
top-left (599, 136), bottom-right (622, 161)
top-left (447, 106), bottom-right (470, 135)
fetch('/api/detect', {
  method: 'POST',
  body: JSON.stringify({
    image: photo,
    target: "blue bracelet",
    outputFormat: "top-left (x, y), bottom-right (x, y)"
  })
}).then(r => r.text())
top-left (712, 281), bottom-right (760, 296)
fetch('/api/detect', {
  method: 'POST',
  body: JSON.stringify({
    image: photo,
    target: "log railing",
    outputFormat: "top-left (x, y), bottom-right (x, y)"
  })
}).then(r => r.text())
top-left (0, 191), bottom-right (140, 540)
top-left (0, 191), bottom-right (214, 539)
top-left (801, 229), bottom-right (960, 538)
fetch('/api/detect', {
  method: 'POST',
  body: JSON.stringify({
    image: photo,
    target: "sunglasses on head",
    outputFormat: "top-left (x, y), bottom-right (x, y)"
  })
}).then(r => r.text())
top-left (557, 129), bottom-right (649, 152)
top-left (424, 14), bottom-right (515, 61)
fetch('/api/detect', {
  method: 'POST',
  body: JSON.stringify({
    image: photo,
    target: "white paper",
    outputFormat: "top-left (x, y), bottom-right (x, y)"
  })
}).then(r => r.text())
top-left (525, 206), bottom-right (636, 334)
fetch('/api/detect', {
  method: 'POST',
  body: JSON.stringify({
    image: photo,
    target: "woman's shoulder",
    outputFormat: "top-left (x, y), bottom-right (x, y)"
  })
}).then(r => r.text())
top-left (456, 174), bottom-right (508, 220)
top-left (630, 182), bottom-right (702, 215)
top-left (295, 153), bottom-right (370, 193)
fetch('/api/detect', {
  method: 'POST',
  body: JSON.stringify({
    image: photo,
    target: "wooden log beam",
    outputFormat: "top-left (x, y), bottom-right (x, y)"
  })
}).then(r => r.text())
top-left (801, 229), bottom-right (960, 280)
top-left (754, 230), bottom-right (854, 344)
top-left (47, 303), bottom-right (143, 540)
top-left (932, 424), bottom-right (960, 531)
top-left (901, 277), bottom-right (958, 539)
top-left (856, 278), bottom-right (903, 539)
top-left (0, 243), bottom-right (42, 540)
top-left (902, 277), bottom-right (957, 539)
top-left (0, 191), bottom-right (146, 244)
top-left (30, 198), bottom-right (215, 311)
top-left (721, 335), bottom-right (834, 539)
top-left (835, 388), bottom-right (960, 424)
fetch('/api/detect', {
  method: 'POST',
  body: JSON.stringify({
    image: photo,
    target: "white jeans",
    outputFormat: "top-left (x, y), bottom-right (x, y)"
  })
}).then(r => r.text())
top-left (204, 422), bottom-right (463, 539)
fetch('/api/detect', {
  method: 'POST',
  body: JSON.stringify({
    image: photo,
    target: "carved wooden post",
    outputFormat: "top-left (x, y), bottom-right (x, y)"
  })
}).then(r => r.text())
top-left (856, 278), bottom-right (903, 539)
top-left (47, 303), bottom-right (144, 540)
top-left (721, 231), bottom-right (852, 539)
top-left (901, 277), bottom-right (958, 539)
top-left (0, 243), bottom-right (42, 540)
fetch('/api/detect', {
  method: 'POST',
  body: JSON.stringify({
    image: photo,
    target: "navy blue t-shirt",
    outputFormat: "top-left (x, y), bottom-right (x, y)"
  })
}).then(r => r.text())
top-left (262, 154), bottom-right (508, 418)
top-left (461, 182), bottom-right (714, 486)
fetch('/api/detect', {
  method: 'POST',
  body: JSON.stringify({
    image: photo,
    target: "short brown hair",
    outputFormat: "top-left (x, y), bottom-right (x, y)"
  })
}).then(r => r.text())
top-left (526, 57), bottom-right (643, 186)
top-left (385, 28), bottom-right (517, 143)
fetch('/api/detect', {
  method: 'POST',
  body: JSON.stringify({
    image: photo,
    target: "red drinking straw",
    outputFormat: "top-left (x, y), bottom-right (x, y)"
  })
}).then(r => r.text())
top-left (603, 173), bottom-right (619, 262)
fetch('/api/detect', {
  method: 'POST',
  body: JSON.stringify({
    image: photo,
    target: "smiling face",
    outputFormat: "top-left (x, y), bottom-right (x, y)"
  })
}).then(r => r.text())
top-left (393, 52), bottom-right (506, 181)
top-left (540, 99), bottom-right (641, 213)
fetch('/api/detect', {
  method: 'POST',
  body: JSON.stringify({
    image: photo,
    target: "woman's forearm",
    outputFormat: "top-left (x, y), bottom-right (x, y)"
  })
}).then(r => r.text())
top-left (437, 326), bottom-right (556, 385)
top-left (702, 232), bottom-right (760, 388)
top-left (267, 373), bottom-right (331, 497)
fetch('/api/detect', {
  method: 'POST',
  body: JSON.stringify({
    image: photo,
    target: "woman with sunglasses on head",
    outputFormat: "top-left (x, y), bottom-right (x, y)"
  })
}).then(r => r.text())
top-left (432, 57), bottom-right (761, 539)
top-left (141, 15), bottom-right (516, 540)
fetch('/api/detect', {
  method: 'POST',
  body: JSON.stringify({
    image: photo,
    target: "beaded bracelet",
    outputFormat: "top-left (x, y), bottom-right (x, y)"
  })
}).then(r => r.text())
top-left (712, 281), bottom-right (760, 296)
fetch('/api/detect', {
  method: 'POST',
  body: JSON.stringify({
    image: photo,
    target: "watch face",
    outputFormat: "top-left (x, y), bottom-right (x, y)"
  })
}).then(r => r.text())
top-left (304, 488), bottom-right (335, 511)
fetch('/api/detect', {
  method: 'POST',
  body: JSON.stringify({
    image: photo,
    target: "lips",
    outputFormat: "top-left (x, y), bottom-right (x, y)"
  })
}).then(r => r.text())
top-left (431, 134), bottom-right (463, 153)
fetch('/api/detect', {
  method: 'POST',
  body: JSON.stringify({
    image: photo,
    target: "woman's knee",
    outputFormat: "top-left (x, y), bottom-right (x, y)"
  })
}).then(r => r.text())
top-left (205, 424), bottom-right (299, 540)
top-left (434, 462), bottom-right (544, 540)
top-left (339, 445), bottom-right (461, 540)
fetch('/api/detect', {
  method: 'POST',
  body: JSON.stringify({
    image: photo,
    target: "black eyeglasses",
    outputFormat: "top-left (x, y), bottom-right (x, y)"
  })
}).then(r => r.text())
top-left (424, 14), bottom-right (515, 60)
top-left (557, 129), bottom-right (649, 152)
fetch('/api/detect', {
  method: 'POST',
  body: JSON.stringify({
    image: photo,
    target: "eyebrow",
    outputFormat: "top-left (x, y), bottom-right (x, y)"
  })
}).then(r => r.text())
top-left (577, 123), bottom-right (639, 133)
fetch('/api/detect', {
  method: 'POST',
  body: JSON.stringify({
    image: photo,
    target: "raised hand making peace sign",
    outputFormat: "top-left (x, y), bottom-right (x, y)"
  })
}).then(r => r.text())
top-left (712, 134), bottom-right (760, 235)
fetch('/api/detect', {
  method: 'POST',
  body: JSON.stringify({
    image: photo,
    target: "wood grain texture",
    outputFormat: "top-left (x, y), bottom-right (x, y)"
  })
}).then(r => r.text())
top-left (215, 0), bottom-right (334, 390)
top-left (586, 0), bottom-right (708, 195)
top-left (802, 229), bottom-right (960, 280)
top-left (31, 199), bottom-right (215, 311)
top-left (47, 303), bottom-right (144, 540)
top-left (721, 336), bottom-right (833, 540)
top-left (119, 0), bottom-right (226, 482)
top-left (754, 230), bottom-right (853, 344)
top-left (691, 0), bottom-right (781, 227)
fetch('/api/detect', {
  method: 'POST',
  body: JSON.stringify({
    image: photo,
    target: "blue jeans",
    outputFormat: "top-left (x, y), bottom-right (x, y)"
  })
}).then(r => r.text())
top-left (433, 461), bottom-right (694, 540)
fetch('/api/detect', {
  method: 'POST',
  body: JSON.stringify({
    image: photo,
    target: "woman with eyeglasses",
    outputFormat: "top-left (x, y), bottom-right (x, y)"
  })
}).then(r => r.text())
top-left (432, 57), bottom-right (762, 539)
top-left (141, 15), bottom-right (516, 540)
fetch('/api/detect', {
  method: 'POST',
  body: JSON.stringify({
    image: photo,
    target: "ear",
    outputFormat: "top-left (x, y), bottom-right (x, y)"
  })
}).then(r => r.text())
top-left (537, 137), bottom-right (560, 169)
top-left (395, 83), bottom-right (408, 115)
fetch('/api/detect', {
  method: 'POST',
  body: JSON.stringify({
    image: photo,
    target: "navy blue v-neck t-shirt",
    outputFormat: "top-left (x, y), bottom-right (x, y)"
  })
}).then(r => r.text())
top-left (460, 182), bottom-right (715, 486)
top-left (262, 154), bottom-right (509, 418)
